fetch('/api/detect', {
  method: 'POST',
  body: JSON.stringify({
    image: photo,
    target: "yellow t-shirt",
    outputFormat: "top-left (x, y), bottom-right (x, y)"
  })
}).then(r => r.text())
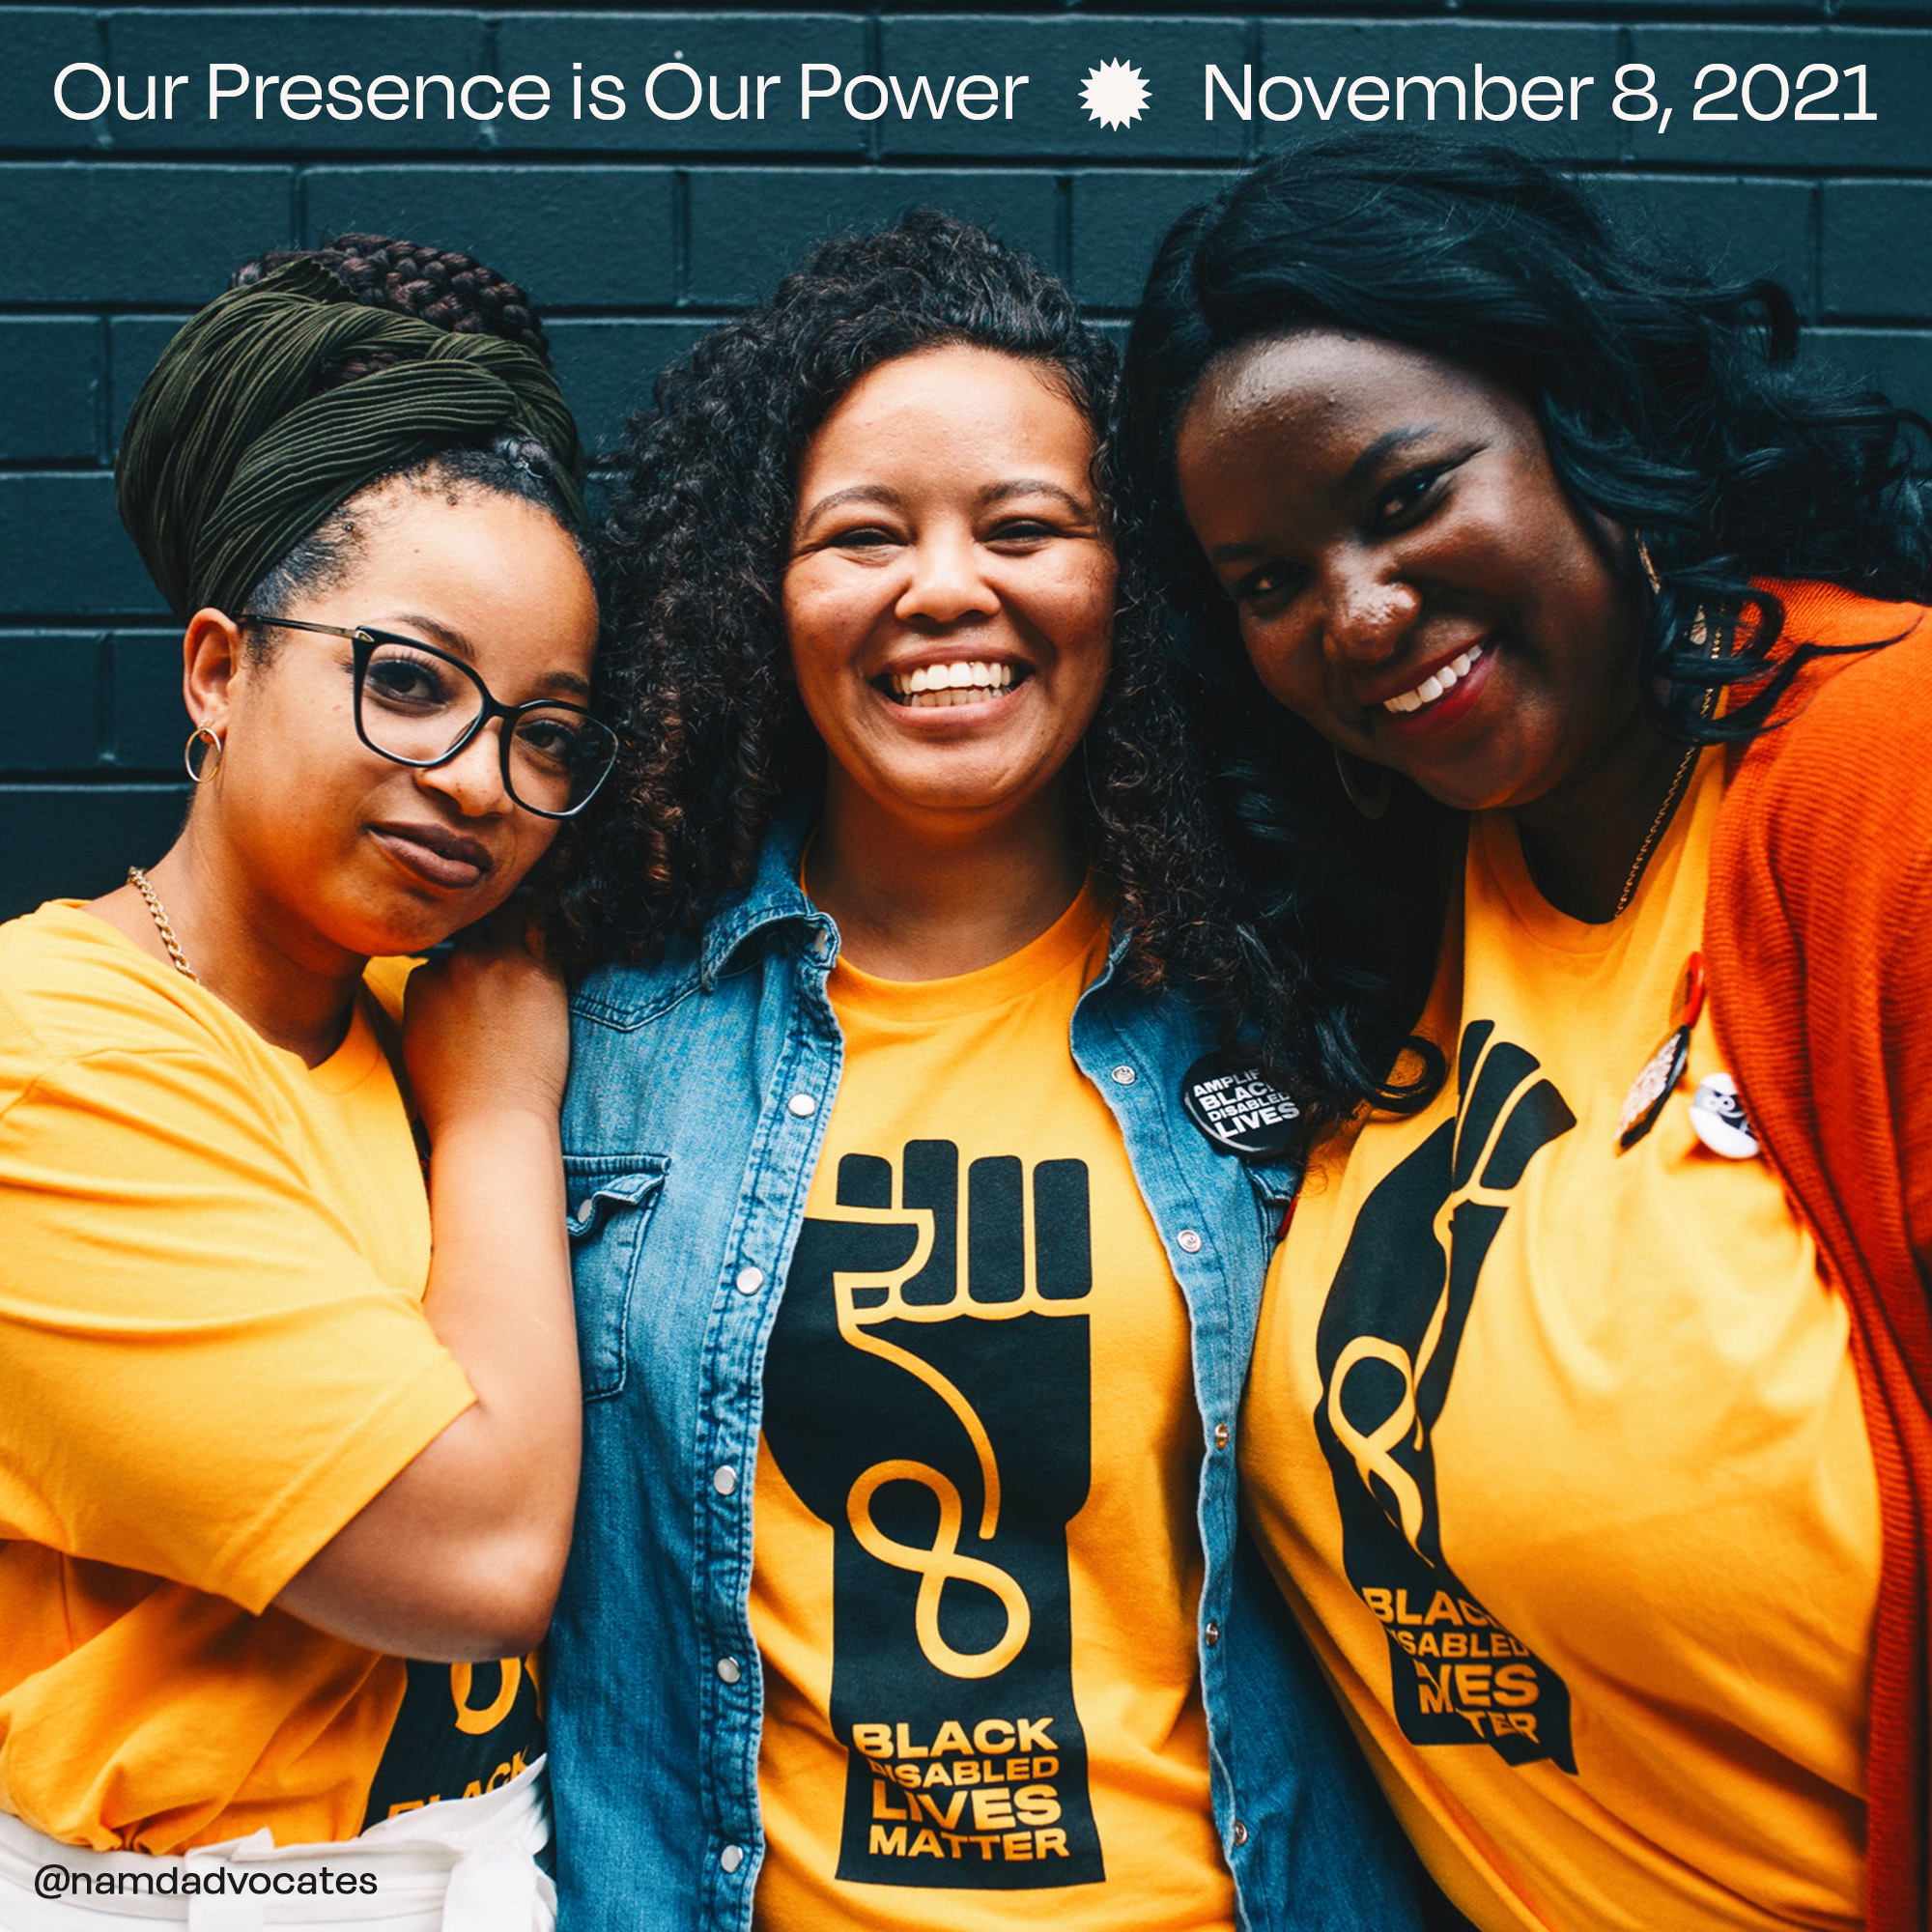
top-left (0, 903), bottom-right (542, 1853)
top-left (749, 884), bottom-right (1235, 1932)
top-left (1240, 753), bottom-right (1879, 1932)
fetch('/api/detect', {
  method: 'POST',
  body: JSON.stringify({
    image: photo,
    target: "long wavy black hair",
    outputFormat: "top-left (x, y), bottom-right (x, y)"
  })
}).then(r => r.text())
top-left (1123, 133), bottom-right (1932, 1140)
top-left (557, 209), bottom-right (1248, 1012)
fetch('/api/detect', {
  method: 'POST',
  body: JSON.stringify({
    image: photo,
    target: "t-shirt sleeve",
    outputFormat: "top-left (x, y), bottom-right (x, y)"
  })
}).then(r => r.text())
top-left (0, 1044), bottom-right (477, 1614)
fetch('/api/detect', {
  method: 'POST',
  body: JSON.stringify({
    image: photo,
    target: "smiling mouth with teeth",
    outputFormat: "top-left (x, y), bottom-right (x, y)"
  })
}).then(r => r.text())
top-left (1382, 643), bottom-right (1486, 715)
top-left (885, 660), bottom-right (1025, 708)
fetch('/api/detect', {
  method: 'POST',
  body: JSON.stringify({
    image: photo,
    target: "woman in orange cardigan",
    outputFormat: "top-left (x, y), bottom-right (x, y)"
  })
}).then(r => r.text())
top-left (1123, 133), bottom-right (1932, 1932)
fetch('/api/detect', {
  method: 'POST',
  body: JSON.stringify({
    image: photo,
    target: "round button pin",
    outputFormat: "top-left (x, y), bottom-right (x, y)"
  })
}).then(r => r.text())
top-left (1180, 1053), bottom-right (1300, 1159)
top-left (1689, 1071), bottom-right (1761, 1158)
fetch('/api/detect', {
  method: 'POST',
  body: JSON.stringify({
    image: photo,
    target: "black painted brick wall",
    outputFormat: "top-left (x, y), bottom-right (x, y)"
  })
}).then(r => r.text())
top-left (5, 2), bottom-right (1930, 915)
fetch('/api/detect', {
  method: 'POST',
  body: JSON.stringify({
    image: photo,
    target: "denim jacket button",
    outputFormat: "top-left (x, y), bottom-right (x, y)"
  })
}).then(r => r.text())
top-left (713, 1464), bottom-right (738, 1495)
top-left (573, 1199), bottom-right (594, 1222)
top-left (1205, 1620), bottom-right (1221, 1648)
top-left (717, 1656), bottom-right (743, 1685)
top-left (735, 1265), bottom-right (764, 1295)
top-left (720, 1845), bottom-right (745, 1874)
top-left (1214, 1422), bottom-right (1231, 1450)
top-left (1178, 1228), bottom-right (1204, 1254)
top-left (787, 1093), bottom-right (817, 1118)
top-left (1110, 1065), bottom-right (1136, 1085)
top-left (1230, 1819), bottom-right (1249, 1848)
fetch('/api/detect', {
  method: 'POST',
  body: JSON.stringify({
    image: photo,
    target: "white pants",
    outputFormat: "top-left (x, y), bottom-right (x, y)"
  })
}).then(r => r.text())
top-left (0, 1759), bottom-right (554, 1932)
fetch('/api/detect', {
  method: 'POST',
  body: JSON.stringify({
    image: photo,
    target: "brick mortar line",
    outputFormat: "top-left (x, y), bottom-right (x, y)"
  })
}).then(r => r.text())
top-left (0, 780), bottom-right (188, 791)
top-left (24, 10), bottom-right (1932, 23)
top-left (6, 153), bottom-right (1932, 169)
top-left (9, 313), bottom-right (1932, 336)
top-left (9, 320), bottom-right (1932, 340)
top-left (15, 5), bottom-right (1920, 18)
top-left (26, 6), bottom-right (1932, 18)
top-left (0, 306), bottom-right (758, 318)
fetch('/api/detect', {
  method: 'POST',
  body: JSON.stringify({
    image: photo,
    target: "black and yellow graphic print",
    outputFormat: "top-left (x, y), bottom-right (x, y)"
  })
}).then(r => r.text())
top-left (359, 1652), bottom-right (545, 1827)
top-left (763, 1139), bottom-right (1105, 1889)
top-left (1315, 1022), bottom-right (1579, 1773)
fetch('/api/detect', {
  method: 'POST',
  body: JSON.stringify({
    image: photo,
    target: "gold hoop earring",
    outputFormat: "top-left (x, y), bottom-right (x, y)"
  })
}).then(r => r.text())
top-left (1334, 746), bottom-right (1391, 821)
top-left (1634, 535), bottom-right (1663, 593)
top-left (184, 724), bottom-right (223, 783)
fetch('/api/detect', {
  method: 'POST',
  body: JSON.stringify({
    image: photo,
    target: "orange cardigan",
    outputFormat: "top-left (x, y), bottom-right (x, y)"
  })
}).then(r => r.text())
top-left (1708, 580), bottom-right (1932, 1932)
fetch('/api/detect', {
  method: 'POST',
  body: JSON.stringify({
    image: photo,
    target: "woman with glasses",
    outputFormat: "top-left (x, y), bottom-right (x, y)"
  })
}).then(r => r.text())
top-left (543, 211), bottom-right (1421, 1932)
top-left (0, 240), bottom-right (609, 1929)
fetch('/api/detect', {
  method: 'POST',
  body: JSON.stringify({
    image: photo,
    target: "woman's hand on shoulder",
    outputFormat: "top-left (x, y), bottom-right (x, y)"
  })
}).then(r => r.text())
top-left (403, 909), bottom-right (569, 1138)
top-left (278, 905), bottom-right (581, 1661)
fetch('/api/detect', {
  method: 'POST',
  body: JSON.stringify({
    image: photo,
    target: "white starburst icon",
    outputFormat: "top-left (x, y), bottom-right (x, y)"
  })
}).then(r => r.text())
top-left (1080, 59), bottom-right (1150, 129)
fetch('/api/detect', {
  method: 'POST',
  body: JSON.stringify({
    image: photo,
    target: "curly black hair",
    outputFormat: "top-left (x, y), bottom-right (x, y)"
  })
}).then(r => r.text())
top-left (1123, 132), bottom-right (1932, 1140)
top-left (554, 208), bottom-right (1249, 1016)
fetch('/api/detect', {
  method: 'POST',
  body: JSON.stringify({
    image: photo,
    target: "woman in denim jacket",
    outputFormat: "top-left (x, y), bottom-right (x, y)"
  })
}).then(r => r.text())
top-left (544, 213), bottom-right (1419, 1932)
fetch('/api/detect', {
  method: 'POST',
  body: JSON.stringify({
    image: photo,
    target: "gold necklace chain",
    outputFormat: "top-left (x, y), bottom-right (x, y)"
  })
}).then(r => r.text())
top-left (1612, 740), bottom-right (1701, 919)
top-left (126, 867), bottom-right (199, 981)
top-left (1610, 589), bottom-right (1725, 919)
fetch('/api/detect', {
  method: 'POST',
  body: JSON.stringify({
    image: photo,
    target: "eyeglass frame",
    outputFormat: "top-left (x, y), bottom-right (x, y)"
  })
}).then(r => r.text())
top-left (235, 614), bottom-right (617, 820)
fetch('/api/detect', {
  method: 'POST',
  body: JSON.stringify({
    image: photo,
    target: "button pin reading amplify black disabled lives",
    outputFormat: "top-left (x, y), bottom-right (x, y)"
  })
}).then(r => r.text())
top-left (1618, 952), bottom-right (1704, 1152)
top-left (1180, 1054), bottom-right (1300, 1160)
top-left (1617, 1028), bottom-right (1690, 1151)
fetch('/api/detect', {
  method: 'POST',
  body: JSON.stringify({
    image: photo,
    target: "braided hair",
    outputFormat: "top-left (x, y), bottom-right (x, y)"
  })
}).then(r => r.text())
top-left (232, 233), bottom-right (551, 367)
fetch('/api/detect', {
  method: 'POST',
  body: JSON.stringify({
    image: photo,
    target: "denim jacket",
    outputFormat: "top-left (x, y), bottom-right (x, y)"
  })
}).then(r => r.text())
top-left (548, 810), bottom-right (1421, 1932)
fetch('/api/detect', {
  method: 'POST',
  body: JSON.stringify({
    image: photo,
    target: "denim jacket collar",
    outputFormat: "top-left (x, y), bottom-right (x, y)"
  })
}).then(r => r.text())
top-left (697, 800), bottom-right (836, 991)
top-left (694, 797), bottom-right (1137, 993)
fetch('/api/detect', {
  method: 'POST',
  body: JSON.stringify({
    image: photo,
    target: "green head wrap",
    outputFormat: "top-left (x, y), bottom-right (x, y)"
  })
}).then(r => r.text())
top-left (116, 258), bottom-right (587, 622)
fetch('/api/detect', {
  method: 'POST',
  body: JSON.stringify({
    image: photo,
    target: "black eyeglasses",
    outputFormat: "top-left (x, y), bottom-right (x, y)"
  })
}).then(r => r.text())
top-left (238, 617), bottom-right (617, 820)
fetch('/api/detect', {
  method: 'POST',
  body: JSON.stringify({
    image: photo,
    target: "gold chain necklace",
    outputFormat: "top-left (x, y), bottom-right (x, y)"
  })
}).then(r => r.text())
top-left (1612, 740), bottom-right (1702, 919)
top-left (126, 867), bottom-right (199, 981)
top-left (1608, 582), bottom-right (1725, 919)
